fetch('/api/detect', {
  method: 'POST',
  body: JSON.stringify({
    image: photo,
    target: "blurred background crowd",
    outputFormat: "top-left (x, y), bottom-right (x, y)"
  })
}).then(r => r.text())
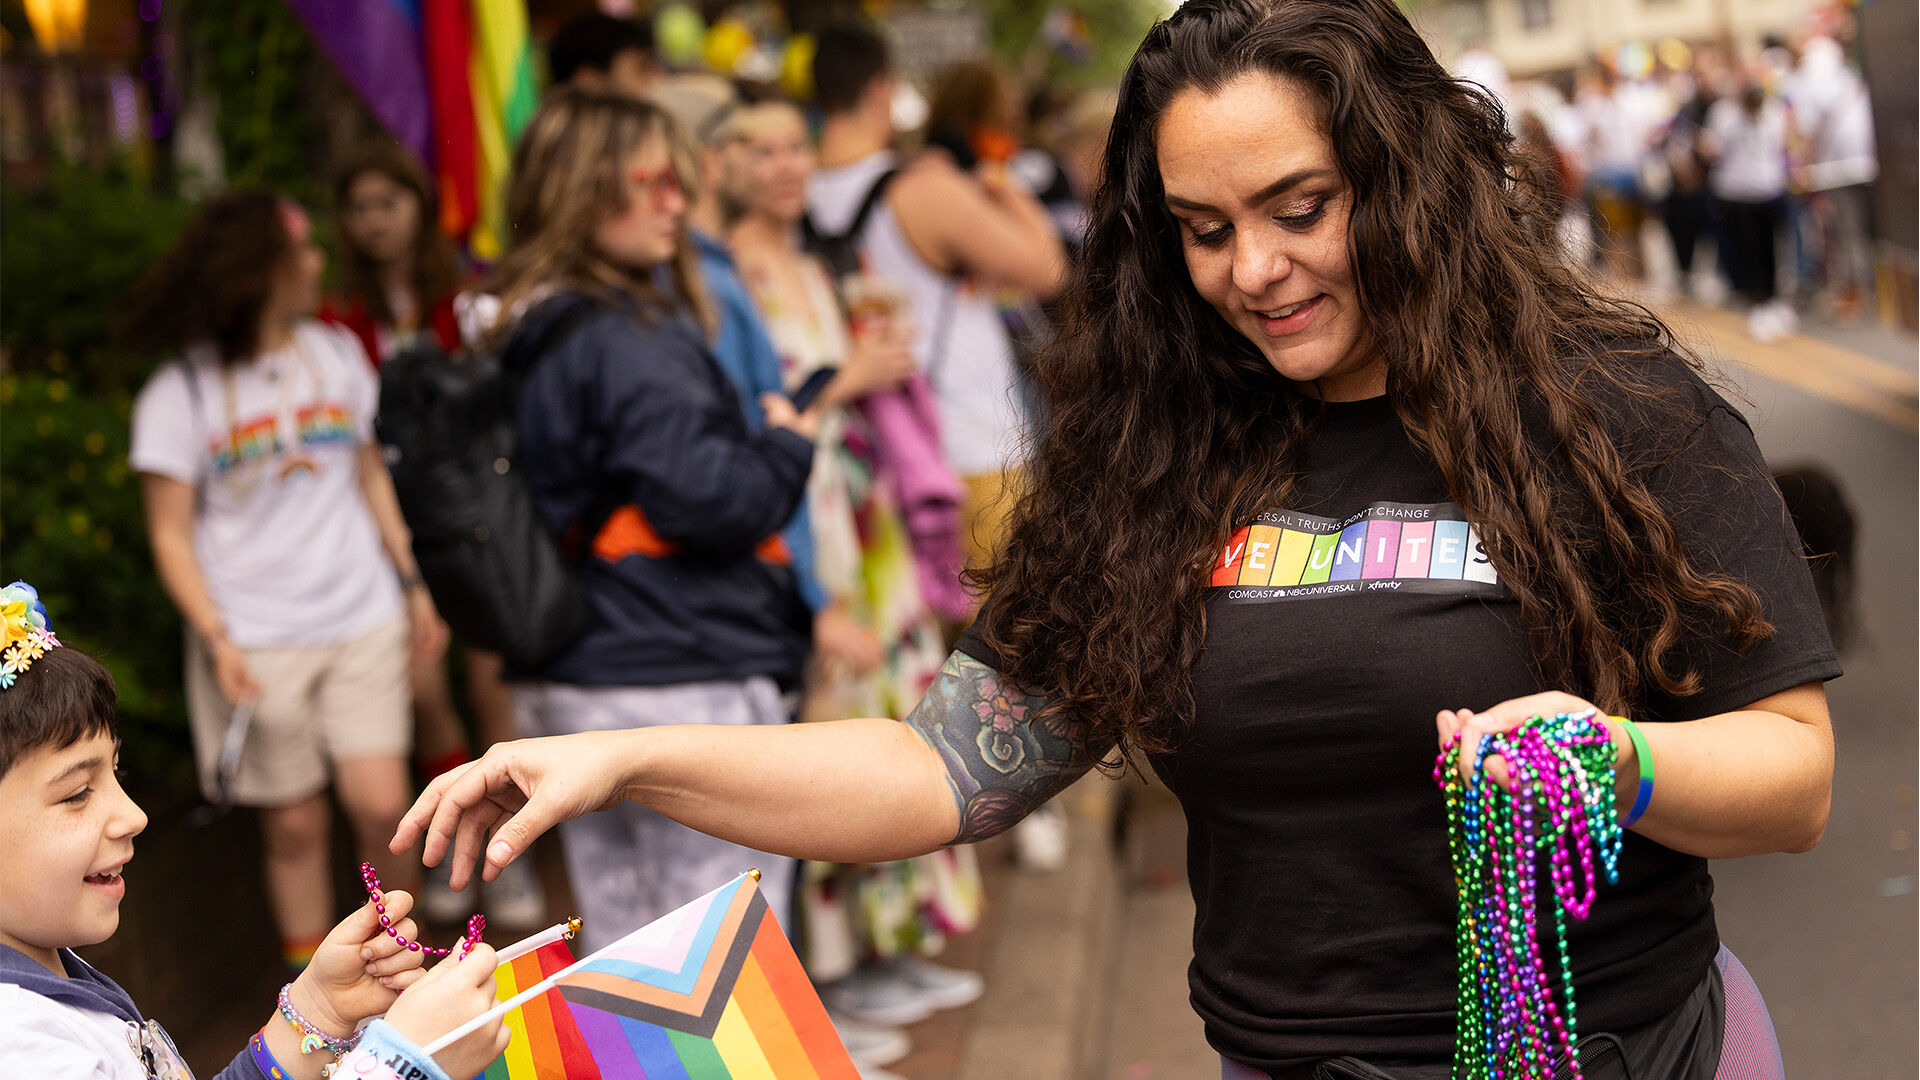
top-left (0, 0), bottom-right (1912, 1077)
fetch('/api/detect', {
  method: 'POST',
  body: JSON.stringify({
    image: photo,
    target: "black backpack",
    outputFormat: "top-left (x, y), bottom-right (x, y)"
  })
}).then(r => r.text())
top-left (799, 167), bottom-right (962, 385)
top-left (375, 295), bottom-right (604, 669)
top-left (800, 168), bottom-right (899, 283)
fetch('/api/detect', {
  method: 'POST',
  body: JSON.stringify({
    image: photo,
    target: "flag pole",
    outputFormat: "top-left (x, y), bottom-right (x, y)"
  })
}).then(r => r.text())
top-left (494, 916), bottom-right (582, 964)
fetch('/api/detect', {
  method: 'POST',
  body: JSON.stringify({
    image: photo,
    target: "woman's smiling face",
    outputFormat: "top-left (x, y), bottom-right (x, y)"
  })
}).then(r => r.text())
top-left (1157, 71), bottom-right (1383, 401)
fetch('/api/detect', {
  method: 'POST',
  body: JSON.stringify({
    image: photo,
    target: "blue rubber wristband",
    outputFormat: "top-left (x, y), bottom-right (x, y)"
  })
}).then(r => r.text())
top-left (249, 1028), bottom-right (288, 1079)
top-left (1616, 717), bottom-right (1654, 826)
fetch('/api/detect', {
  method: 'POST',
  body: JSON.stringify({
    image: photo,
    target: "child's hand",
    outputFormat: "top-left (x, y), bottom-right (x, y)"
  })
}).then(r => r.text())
top-left (289, 890), bottom-right (430, 1036)
top-left (385, 944), bottom-right (510, 1080)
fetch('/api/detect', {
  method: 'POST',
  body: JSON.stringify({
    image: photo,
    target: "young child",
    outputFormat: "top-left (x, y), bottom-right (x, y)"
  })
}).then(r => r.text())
top-left (0, 580), bottom-right (510, 1080)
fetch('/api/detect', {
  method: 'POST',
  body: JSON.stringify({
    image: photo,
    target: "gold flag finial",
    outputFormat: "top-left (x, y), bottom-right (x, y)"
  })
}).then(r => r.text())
top-left (747, 867), bottom-right (762, 881)
top-left (564, 916), bottom-right (583, 940)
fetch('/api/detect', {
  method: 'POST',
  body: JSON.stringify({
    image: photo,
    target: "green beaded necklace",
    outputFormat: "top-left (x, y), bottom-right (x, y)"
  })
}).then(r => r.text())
top-left (1435, 710), bottom-right (1624, 1080)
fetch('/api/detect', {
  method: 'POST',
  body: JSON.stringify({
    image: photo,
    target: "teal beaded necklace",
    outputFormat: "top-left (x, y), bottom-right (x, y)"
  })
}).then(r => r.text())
top-left (1434, 709), bottom-right (1623, 1080)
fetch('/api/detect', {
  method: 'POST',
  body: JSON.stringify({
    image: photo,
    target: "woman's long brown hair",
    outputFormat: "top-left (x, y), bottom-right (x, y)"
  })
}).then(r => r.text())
top-left (483, 87), bottom-right (712, 341)
top-left (332, 140), bottom-right (464, 326)
top-left (974, 0), bottom-right (1769, 764)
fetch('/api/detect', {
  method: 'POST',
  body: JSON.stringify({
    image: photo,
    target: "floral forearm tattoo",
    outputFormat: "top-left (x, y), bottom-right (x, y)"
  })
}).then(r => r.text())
top-left (906, 651), bottom-right (1093, 845)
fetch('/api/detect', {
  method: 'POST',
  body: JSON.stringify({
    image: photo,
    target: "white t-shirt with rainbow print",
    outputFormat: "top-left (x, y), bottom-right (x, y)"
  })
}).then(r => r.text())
top-left (131, 319), bottom-right (400, 648)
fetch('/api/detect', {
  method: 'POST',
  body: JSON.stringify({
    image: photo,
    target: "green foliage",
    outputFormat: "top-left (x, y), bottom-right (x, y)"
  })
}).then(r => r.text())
top-left (0, 164), bottom-right (197, 396)
top-left (983, 0), bottom-right (1164, 87)
top-left (1, 166), bottom-right (198, 792)
top-left (186, 0), bottom-right (321, 205)
top-left (0, 374), bottom-right (193, 791)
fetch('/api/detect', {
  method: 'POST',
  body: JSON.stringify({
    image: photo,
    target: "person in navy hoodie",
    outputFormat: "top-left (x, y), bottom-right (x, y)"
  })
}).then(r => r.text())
top-left (456, 87), bottom-right (818, 953)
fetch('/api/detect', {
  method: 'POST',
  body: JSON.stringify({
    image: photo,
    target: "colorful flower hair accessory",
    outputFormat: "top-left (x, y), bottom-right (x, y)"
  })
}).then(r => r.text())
top-left (1, 580), bottom-right (62, 690)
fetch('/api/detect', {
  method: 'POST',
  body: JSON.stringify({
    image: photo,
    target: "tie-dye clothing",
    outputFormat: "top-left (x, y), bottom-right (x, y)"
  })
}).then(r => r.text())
top-left (742, 251), bottom-right (978, 974)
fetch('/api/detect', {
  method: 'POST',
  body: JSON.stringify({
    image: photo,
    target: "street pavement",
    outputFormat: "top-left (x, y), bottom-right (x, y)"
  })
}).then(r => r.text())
top-left (912, 303), bottom-right (1918, 1080)
top-left (1681, 301), bottom-right (1917, 1079)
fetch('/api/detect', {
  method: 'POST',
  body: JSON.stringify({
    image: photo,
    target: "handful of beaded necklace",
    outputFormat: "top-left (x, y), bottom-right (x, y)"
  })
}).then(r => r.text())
top-left (1433, 709), bottom-right (1624, 1080)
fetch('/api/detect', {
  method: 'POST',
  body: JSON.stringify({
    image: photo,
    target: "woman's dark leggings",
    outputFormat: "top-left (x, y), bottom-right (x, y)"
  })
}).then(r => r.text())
top-left (1719, 198), bottom-right (1785, 305)
top-left (1662, 192), bottom-right (1712, 276)
top-left (1221, 947), bottom-right (1785, 1080)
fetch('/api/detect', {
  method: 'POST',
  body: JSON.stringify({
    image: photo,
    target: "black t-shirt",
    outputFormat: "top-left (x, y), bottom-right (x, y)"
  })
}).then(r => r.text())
top-left (956, 365), bottom-right (1840, 1071)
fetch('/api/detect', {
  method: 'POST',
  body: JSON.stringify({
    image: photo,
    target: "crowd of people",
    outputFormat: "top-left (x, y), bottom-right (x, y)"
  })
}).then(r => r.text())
top-left (108, 12), bottom-right (1106, 1079)
top-left (1469, 24), bottom-right (1881, 343)
top-left (1, 2), bottom-right (1854, 1080)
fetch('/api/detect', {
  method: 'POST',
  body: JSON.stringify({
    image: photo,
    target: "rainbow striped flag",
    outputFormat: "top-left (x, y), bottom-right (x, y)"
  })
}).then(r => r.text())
top-left (472, 873), bottom-right (858, 1079)
top-left (286, 0), bottom-right (538, 259)
top-left (481, 934), bottom-right (588, 1079)
top-left (461, 0), bottom-right (539, 260)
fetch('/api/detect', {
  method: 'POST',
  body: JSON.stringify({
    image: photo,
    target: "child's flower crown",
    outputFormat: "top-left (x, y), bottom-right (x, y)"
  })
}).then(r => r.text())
top-left (1, 581), bottom-right (62, 690)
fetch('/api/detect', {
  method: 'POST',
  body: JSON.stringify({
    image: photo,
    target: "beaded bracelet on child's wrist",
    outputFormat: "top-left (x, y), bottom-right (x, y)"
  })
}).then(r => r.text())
top-left (275, 982), bottom-right (360, 1073)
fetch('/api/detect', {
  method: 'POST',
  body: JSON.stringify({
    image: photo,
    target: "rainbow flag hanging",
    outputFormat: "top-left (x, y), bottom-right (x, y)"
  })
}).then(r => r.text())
top-left (287, 0), bottom-right (538, 259)
top-left (422, 0), bottom-right (480, 239)
top-left (464, 0), bottom-right (540, 260)
top-left (468, 873), bottom-right (859, 1079)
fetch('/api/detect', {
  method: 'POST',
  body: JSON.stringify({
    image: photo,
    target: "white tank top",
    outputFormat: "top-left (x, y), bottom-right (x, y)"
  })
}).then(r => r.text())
top-left (806, 151), bottom-right (1027, 476)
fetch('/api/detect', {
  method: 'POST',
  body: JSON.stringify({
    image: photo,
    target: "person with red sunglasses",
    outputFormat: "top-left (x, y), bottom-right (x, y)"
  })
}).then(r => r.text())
top-left (450, 87), bottom-right (821, 954)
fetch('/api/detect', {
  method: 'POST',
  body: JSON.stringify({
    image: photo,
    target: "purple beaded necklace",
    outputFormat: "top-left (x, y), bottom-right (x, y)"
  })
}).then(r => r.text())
top-left (361, 861), bottom-right (486, 959)
top-left (1433, 710), bottom-right (1623, 1080)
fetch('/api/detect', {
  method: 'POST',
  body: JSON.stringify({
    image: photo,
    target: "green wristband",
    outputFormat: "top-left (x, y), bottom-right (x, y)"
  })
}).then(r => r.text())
top-left (1615, 716), bottom-right (1654, 826)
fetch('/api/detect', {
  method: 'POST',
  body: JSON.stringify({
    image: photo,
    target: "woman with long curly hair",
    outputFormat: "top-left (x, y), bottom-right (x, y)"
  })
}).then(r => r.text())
top-left (395, 4), bottom-right (1837, 1077)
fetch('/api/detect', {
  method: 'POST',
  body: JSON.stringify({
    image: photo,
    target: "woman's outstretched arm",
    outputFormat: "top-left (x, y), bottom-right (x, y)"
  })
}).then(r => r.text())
top-left (392, 653), bottom-right (1095, 888)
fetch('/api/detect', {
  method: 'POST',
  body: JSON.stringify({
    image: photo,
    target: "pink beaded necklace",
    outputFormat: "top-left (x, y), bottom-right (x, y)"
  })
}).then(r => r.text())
top-left (361, 861), bottom-right (486, 959)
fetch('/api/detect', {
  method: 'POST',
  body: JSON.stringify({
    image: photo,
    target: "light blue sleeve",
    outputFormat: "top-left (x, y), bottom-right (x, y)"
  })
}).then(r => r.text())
top-left (714, 261), bottom-right (829, 615)
top-left (783, 498), bottom-right (829, 614)
top-left (330, 1019), bottom-right (455, 1080)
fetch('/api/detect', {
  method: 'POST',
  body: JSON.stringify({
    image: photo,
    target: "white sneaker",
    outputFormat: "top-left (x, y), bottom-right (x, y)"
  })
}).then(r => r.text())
top-left (1013, 802), bottom-right (1069, 872)
top-left (1690, 271), bottom-right (1729, 306)
top-left (1747, 306), bottom-right (1783, 344)
top-left (420, 857), bottom-right (475, 922)
top-left (483, 857), bottom-right (547, 931)
top-left (1769, 300), bottom-right (1798, 336)
top-left (882, 955), bottom-right (984, 1011)
top-left (821, 966), bottom-right (937, 1026)
top-left (827, 1009), bottom-right (911, 1067)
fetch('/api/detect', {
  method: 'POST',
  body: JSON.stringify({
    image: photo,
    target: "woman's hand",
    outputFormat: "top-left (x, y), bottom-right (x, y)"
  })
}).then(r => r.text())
top-left (209, 636), bottom-right (261, 705)
top-left (762, 392), bottom-right (821, 441)
top-left (836, 322), bottom-right (919, 402)
top-left (1436, 691), bottom-right (1626, 792)
top-left (288, 891), bottom-right (429, 1035)
top-left (406, 586), bottom-right (451, 670)
top-left (382, 944), bottom-right (509, 1080)
top-left (391, 732), bottom-right (641, 889)
top-left (814, 604), bottom-right (885, 677)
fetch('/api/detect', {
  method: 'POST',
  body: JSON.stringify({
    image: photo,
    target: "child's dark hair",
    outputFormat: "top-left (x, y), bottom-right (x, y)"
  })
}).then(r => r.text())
top-left (0, 647), bottom-right (118, 777)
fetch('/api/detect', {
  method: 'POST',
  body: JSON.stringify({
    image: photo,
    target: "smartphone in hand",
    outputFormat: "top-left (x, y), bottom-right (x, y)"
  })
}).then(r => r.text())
top-left (788, 366), bottom-right (839, 412)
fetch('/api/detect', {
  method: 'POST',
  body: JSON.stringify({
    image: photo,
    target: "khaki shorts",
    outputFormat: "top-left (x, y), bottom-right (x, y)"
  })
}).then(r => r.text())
top-left (186, 615), bottom-right (412, 807)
